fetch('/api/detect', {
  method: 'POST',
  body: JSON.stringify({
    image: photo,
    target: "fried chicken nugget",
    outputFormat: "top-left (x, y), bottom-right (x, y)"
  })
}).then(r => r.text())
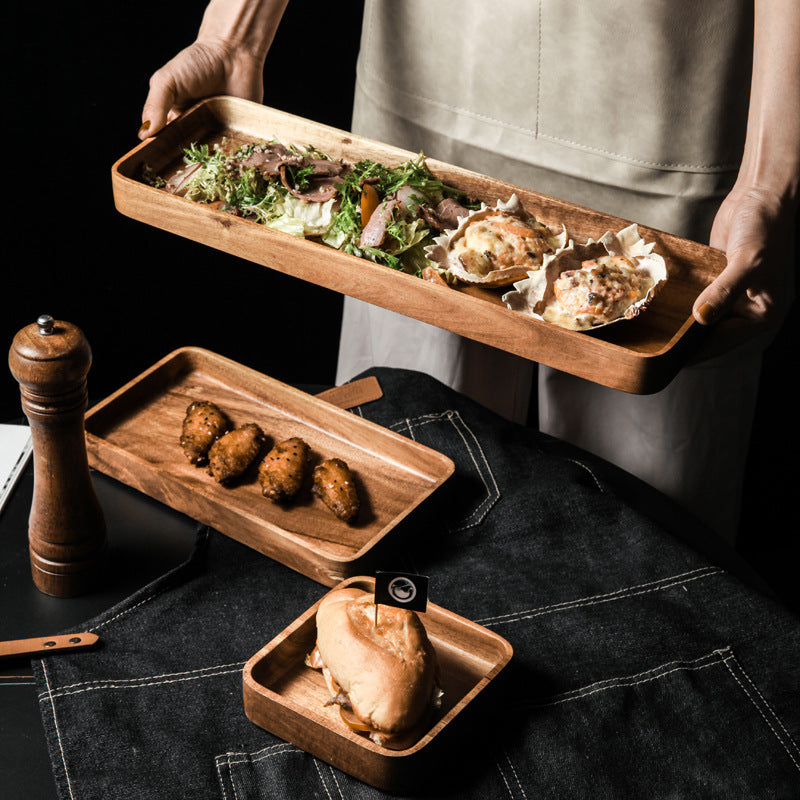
top-left (180, 400), bottom-right (230, 465)
top-left (207, 423), bottom-right (265, 483)
top-left (312, 458), bottom-right (360, 522)
top-left (258, 436), bottom-right (311, 502)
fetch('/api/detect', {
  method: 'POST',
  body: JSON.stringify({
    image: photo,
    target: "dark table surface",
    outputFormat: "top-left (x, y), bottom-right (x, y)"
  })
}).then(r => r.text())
top-left (2, 369), bottom-right (798, 799)
top-left (1, 466), bottom-right (198, 800)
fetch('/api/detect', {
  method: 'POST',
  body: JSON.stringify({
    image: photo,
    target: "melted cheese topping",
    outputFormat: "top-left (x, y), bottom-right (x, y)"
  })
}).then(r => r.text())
top-left (546, 255), bottom-right (654, 329)
top-left (451, 212), bottom-right (551, 276)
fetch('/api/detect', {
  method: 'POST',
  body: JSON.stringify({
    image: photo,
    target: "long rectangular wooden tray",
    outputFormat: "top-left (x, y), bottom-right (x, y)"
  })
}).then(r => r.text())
top-left (243, 576), bottom-right (514, 792)
top-left (111, 96), bottom-right (727, 394)
top-left (84, 348), bottom-right (454, 586)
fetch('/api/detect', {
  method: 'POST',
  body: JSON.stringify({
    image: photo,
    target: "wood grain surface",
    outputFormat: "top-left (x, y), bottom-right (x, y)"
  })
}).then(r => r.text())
top-left (242, 576), bottom-right (513, 792)
top-left (111, 96), bottom-right (727, 395)
top-left (83, 348), bottom-right (453, 587)
top-left (8, 318), bottom-right (107, 597)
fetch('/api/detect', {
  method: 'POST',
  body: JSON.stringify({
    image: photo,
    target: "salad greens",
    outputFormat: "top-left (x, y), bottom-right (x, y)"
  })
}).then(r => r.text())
top-left (148, 139), bottom-right (475, 277)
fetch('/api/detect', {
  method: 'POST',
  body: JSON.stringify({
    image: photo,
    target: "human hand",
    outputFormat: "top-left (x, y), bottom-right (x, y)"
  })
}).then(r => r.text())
top-left (693, 185), bottom-right (796, 338)
top-left (139, 39), bottom-right (264, 139)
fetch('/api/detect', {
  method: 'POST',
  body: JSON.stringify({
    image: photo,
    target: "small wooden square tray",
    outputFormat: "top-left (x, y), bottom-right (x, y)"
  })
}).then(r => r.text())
top-left (242, 576), bottom-right (514, 792)
top-left (111, 96), bottom-right (728, 395)
top-left (84, 348), bottom-right (454, 586)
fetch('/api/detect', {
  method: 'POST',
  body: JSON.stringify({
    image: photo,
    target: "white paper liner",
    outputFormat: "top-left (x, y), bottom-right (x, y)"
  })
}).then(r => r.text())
top-left (502, 223), bottom-right (668, 331)
top-left (425, 194), bottom-right (567, 287)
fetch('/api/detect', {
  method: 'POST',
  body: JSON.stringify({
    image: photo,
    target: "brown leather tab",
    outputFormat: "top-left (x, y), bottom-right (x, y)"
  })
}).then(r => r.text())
top-left (315, 376), bottom-right (383, 410)
top-left (0, 632), bottom-right (99, 659)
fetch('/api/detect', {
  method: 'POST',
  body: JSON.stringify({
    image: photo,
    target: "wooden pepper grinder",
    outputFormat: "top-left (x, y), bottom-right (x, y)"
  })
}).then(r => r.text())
top-left (8, 314), bottom-right (107, 597)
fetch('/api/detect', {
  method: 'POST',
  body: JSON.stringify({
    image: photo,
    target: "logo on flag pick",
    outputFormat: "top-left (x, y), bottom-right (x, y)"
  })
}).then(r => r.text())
top-left (374, 571), bottom-right (429, 613)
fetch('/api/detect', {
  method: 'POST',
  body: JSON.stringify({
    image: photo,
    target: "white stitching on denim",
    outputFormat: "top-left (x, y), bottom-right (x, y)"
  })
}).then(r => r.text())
top-left (40, 660), bottom-right (246, 696)
top-left (562, 457), bottom-right (604, 492)
top-left (90, 529), bottom-right (210, 633)
top-left (88, 530), bottom-right (209, 633)
top-left (727, 652), bottom-right (800, 758)
top-left (493, 751), bottom-right (516, 799)
top-left (46, 660), bottom-right (247, 695)
top-left (327, 761), bottom-right (345, 800)
top-left (41, 659), bottom-right (77, 800)
top-left (535, 649), bottom-right (728, 708)
top-left (504, 746), bottom-right (528, 799)
top-left (721, 652), bottom-right (800, 772)
top-left (448, 411), bottom-right (499, 528)
top-left (214, 755), bottom-right (230, 800)
top-left (221, 743), bottom-right (300, 765)
top-left (88, 586), bottom-right (170, 632)
top-left (38, 662), bottom-right (246, 702)
top-left (474, 567), bottom-right (722, 626)
top-left (313, 758), bottom-right (334, 800)
top-left (218, 743), bottom-right (338, 799)
top-left (392, 417), bottom-right (413, 439)
top-left (227, 753), bottom-right (241, 800)
top-left (389, 410), bottom-right (500, 530)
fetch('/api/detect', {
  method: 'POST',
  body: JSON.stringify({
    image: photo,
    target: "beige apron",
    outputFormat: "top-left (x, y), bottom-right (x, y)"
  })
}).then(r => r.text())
top-left (336, 0), bottom-right (758, 540)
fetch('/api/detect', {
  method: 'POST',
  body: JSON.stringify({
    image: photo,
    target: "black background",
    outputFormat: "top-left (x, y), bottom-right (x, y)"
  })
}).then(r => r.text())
top-left (3, 1), bottom-right (797, 610)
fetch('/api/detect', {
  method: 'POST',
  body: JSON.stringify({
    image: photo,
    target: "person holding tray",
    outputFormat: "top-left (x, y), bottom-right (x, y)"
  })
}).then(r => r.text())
top-left (138, 0), bottom-right (799, 544)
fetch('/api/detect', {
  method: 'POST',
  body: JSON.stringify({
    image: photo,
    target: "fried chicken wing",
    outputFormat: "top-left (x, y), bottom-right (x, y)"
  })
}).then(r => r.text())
top-left (179, 400), bottom-right (230, 465)
top-left (207, 423), bottom-right (265, 483)
top-left (312, 458), bottom-right (360, 522)
top-left (258, 437), bottom-right (311, 502)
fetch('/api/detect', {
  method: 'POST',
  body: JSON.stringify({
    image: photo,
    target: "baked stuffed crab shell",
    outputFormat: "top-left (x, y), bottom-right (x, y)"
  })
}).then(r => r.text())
top-left (425, 194), bottom-right (567, 288)
top-left (502, 224), bottom-right (667, 331)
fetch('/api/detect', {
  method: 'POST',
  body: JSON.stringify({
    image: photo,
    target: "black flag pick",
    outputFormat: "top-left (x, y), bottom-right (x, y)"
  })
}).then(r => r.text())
top-left (374, 571), bottom-right (429, 614)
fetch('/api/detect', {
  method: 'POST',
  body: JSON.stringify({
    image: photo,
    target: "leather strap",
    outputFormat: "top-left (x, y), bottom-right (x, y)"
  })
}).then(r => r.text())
top-left (315, 376), bottom-right (383, 409)
top-left (0, 632), bottom-right (99, 659)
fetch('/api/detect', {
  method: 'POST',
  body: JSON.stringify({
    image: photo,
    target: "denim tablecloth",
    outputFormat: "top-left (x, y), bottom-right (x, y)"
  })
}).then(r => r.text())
top-left (32, 367), bottom-right (800, 799)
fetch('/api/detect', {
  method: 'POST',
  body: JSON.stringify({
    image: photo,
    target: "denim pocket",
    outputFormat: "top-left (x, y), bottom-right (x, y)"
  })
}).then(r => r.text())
top-left (215, 738), bottom-right (516, 800)
top-left (388, 410), bottom-right (500, 532)
top-left (500, 647), bottom-right (800, 799)
top-left (215, 743), bottom-right (324, 800)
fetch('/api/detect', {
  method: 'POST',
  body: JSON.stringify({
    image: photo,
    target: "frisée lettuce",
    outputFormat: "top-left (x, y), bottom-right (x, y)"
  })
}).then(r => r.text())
top-left (146, 139), bottom-right (476, 277)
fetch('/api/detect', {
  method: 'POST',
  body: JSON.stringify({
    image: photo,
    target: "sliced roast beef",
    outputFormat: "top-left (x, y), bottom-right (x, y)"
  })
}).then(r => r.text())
top-left (359, 198), bottom-right (399, 248)
top-left (307, 158), bottom-right (345, 178)
top-left (165, 162), bottom-right (203, 195)
top-left (278, 163), bottom-right (343, 202)
top-left (435, 198), bottom-right (471, 230)
top-left (418, 205), bottom-right (446, 232)
top-left (238, 143), bottom-right (304, 178)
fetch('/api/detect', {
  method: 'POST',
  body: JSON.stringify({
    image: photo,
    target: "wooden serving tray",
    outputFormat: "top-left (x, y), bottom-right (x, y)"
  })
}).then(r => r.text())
top-left (111, 96), bottom-right (727, 395)
top-left (84, 348), bottom-right (454, 586)
top-left (243, 576), bottom-right (514, 792)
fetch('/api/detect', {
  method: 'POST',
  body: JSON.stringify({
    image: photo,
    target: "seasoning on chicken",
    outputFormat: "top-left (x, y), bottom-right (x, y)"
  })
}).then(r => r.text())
top-left (207, 423), bottom-right (266, 483)
top-left (312, 458), bottom-right (360, 522)
top-left (258, 437), bottom-right (311, 502)
top-left (179, 400), bottom-right (230, 465)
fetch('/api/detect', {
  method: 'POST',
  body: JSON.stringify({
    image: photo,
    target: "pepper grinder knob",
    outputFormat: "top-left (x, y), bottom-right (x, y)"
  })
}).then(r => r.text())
top-left (37, 314), bottom-right (55, 335)
top-left (8, 315), bottom-right (107, 597)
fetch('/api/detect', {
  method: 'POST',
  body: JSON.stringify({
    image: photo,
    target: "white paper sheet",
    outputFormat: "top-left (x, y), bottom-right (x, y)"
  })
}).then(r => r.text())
top-left (0, 423), bottom-right (32, 515)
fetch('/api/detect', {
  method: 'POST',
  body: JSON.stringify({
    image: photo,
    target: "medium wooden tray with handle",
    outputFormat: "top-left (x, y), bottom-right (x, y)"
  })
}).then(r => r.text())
top-left (84, 348), bottom-right (454, 586)
top-left (112, 96), bottom-right (726, 395)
